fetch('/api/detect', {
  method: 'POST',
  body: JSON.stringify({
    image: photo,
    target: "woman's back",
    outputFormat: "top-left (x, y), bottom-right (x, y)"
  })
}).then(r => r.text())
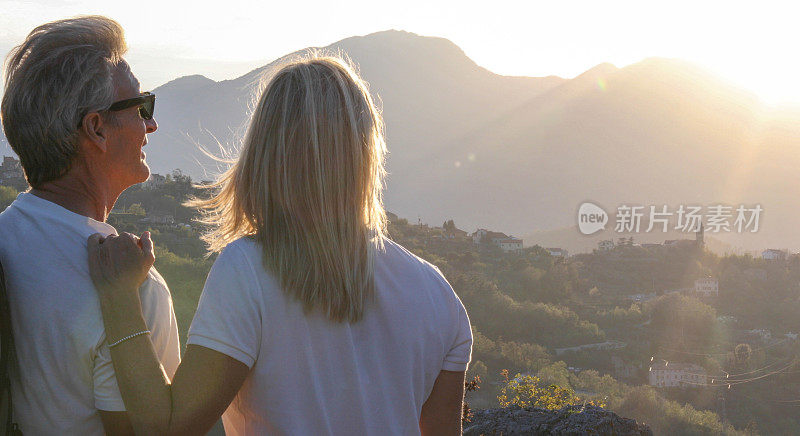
top-left (187, 237), bottom-right (472, 435)
top-left (83, 55), bottom-right (472, 435)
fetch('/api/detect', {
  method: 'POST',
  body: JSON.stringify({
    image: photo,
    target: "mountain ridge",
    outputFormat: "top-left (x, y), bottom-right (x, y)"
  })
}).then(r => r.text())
top-left (1, 30), bottom-right (798, 252)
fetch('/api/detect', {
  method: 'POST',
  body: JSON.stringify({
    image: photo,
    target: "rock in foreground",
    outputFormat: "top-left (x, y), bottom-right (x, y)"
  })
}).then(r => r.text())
top-left (464, 404), bottom-right (653, 435)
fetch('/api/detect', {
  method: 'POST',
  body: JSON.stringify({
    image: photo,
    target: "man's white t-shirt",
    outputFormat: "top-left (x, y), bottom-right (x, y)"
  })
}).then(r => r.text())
top-left (187, 237), bottom-right (472, 436)
top-left (0, 193), bottom-right (181, 435)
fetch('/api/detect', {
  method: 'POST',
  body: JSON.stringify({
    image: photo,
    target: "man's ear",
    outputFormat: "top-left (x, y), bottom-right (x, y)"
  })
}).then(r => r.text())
top-left (79, 112), bottom-right (108, 153)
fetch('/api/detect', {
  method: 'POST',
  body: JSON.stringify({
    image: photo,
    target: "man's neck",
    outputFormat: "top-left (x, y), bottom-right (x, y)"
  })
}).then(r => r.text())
top-left (30, 173), bottom-right (119, 222)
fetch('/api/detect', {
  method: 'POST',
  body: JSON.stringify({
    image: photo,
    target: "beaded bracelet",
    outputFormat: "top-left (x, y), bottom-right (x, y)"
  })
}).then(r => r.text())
top-left (108, 330), bottom-right (151, 348)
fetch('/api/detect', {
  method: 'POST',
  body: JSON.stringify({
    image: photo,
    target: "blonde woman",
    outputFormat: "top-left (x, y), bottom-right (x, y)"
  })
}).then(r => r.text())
top-left (88, 56), bottom-right (473, 435)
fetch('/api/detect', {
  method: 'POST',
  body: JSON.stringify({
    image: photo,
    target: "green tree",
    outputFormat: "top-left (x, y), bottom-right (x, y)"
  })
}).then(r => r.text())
top-left (536, 361), bottom-right (572, 389)
top-left (497, 370), bottom-right (602, 410)
top-left (128, 203), bottom-right (146, 216)
top-left (468, 360), bottom-right (488, 380)
top-left (0, 185), bottom-right (18, 211)
top-left (649, 293), bottom-right (717, 352)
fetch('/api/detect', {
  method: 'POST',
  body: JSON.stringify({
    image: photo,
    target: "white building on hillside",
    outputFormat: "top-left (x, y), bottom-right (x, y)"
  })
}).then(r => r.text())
top-left (762, 249), bottom-right (788, 261)
top-left (498, 238), bottom-right (523, 253)
top-left (598, 240), bottom-right (615, 251)
top-left (0, 156), bottom-right (26, 190)
top-left (745, 329), bottom-right (771, 342)
top-left (142, 213), bottom-right (175, 225)
top-left (627, 293), bottom-right (657, 303)
top-left (694, 277), bottom-right (719, 297)
top-left (547, 247), bottom-right (568, 258)
top-left (0, 156), bottom-right (23, 180)
top-left (472, 228), bottom-right (523, 252)
top-left (649, 362), bottom-right (706, 387)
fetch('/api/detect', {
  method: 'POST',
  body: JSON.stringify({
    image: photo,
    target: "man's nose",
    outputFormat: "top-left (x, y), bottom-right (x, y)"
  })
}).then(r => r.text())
top-left (146, 117), bottom-right (158, 134)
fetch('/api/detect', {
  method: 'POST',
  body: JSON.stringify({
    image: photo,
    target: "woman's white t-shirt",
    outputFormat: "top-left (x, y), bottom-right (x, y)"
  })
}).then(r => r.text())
top-left (187, 237), bottom-right (472, 435)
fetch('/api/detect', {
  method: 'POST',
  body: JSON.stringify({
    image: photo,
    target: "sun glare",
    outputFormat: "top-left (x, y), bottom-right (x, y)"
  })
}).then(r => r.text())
top-left (0, 0), bottom-right (797, 106)
top-left (714, 65), bottom-right (800, 107)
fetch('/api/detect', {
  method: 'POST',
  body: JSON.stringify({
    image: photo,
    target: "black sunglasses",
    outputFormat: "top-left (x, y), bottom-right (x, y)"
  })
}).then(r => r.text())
top-left (78, 92), bottom-right (156, 128)
top-left (106, 91), bottom-right (156, 120)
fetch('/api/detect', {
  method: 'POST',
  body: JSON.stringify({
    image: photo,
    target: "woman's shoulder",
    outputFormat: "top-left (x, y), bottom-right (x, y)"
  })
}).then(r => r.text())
top-left (379, 237), bottom-right (450, 290)
top-left (380, 237), bottom-right (431, 268)
top-left (203, 237), bottom-right (283, 303)
top-left (209, 236), bottom-right (264, 279)
top-left (217, 236), bottom-right (261, 262)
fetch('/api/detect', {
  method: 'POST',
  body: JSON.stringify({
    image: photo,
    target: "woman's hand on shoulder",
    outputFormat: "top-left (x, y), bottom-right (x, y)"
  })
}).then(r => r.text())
top-left (87, 231), bottom-right (155, 296)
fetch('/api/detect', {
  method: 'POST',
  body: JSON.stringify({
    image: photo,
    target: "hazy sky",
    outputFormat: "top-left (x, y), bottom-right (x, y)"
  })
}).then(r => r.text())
top-left (1, 0), bottom-right (797, 104)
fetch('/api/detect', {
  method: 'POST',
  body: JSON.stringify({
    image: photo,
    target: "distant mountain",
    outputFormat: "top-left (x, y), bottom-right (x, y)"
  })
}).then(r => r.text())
top-left (140, 30), bottom-right (566, 180)
top-left (2, 30), bottom-right (799, 251)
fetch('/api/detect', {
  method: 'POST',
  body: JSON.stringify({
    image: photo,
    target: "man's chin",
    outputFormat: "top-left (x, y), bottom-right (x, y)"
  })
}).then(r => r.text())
top-left (136, 161), bottom-right (151, 184)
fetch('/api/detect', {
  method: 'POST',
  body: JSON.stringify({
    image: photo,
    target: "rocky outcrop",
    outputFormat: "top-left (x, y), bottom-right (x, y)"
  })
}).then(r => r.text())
top-left (464, 405), bottom-right (652, 435)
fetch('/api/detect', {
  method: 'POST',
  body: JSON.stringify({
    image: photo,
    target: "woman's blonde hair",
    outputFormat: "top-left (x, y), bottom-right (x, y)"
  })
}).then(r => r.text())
top-left (192, 55), bottom-right (387, 322)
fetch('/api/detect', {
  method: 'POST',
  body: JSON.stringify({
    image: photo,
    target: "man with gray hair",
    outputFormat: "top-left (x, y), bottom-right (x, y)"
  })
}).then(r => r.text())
top-left (0, 16), bottom-right (180, 434)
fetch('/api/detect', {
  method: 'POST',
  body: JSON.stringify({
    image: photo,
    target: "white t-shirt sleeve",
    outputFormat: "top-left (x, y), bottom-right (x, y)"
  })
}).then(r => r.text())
top-left (431, 267), bottom-right (473, 372)
top-left (187, 242), bottom-right (262, 368)
top-left (141, 269), bottom-right (182, 380)
top-left (443, 296), bottom-right (472, 372)
top-left (93, 340), bottom-right (125, 411)
top-left (93, 272), bottom-right (181, 411)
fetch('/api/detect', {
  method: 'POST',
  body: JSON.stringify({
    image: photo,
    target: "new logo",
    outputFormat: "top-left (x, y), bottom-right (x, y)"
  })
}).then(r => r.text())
top-left (578, 202), bottom-right (608, 235)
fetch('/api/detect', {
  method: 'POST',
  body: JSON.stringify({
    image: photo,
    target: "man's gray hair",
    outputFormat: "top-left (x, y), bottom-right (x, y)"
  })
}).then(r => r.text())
top-left (1, 16), bottom-right (127, 187)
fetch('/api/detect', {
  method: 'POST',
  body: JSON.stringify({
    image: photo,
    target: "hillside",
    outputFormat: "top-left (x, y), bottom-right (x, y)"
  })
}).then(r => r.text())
top-left (4, 177), bottom-right (786, 434)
